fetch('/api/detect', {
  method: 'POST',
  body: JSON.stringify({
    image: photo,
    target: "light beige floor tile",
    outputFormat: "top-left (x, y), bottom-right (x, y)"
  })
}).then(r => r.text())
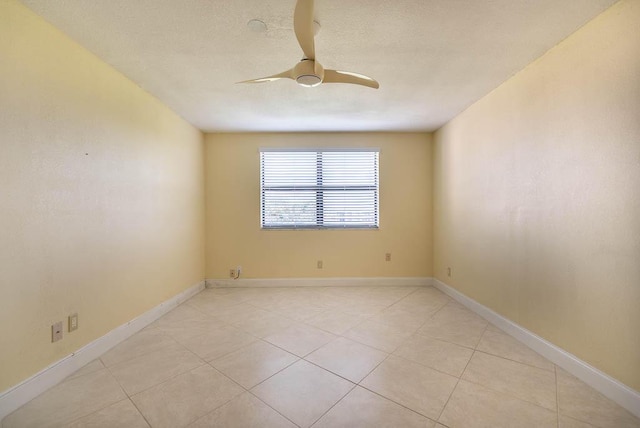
top-left (557, 368), bottom-right (640, 428)
top-left (232, 310), bottom-right (294, 338)
top-left (559, 415), bottom-right (599, 428)
top-left (154, 303), bottom-right (211, 326)
top-left (131, 365), bottom-right (243, 428)
top-left (332, 301), bottom-right (388, 317)
top-left (372, 286), bottom-right (419, 300)
top-left (213, 302), bottom-right (269, 324)
top-left (462, 351), bottom-right (557, 410)
top-left (443, 302), bottom-right (485, 322)
top-left (368, 307), bottom-right (429, 332)
top-left (405, 286), bottom-right (450, 302)
top-left (486, 322), bottom-right (506, 333)
top-left (343, 320), bottom-right (414, 353)
top-left (305, 309), bottom-right (368, 335)
top-left (66, 399), bottom-right (149, 428)
top-left (191, 300), bottom-right (262, 323)
top-left (157, 317), bottom-right (223, 342)
top-left (313, 386), bottom-right (436, 428)
top-left (265, 324), bottom-right (336, 357)
top-left (305, 337), bottom-right (388, 383)
top-left (439, 380), bottom-right (557, 428)
top-left (392, 287), bottom-right (450, 316)
top-left (394, 334), bottom-right (474, 377)
top-left (272, 304), bottom-right (328, 322)
top-left (66, 359), bottom-right (105, 381)
top-left (100, 328), bottom-right (178, 367)
top-left (251, 360), bottom-right (354, 427)
top-left (187, 392), bottom-right (296, 428)
top-left (176, 324), bottom-right (257, 361)
top-left (418, 302), bottom-right (487, 348)
top-left (476, 329), bottom-right (554, 371)
top-left (360, 355), bottom-right (458, 420)
top-left (211, 340), bottom-right (298, 388)
top-left (3, 369), bottom-right (126, 428)
top-left (387, 302), bottom-right (445, 321)
top-left (302, 291), bottom-right (344, 309)
top-left (108, 346), bottom-right (203, 395)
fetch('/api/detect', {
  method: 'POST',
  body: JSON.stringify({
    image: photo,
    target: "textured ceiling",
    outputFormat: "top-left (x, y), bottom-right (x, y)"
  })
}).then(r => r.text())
top-left (21, 0), bottom-right (616, 132)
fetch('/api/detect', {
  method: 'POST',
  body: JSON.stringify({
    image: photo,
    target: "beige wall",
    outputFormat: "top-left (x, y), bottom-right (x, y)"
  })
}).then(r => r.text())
top-left (433, 0), bottom-right (640, 391)
top-left (0, 0), bottom-right (205, 392)
top-left (205, 133), bottom-right (433, 279)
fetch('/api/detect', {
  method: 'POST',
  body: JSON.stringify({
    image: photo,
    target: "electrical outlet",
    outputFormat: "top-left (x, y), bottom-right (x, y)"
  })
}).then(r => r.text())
top-left (68, 313), bottom-right (78, 332)
top-left (52, 321), bottom-right (63, 342)
top-left (229, 269), bottom-right (236, 278)
top-left (385, 253), bottom-right (391, 262)
top-left (447, 267), bottom-right (452, 277)
top-left (317, 260), bottom-right (323, 269)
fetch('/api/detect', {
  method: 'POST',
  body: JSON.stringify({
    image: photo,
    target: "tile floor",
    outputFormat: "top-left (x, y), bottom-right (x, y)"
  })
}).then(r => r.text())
top-left (3, 286), bottom-right (639, 428)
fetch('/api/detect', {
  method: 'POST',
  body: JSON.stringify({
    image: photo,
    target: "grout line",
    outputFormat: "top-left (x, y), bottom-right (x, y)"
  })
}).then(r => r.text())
top-left (472, 348), bottom-right (556, 373)
top-left (302, 358), bottom-right (361, 386)
top-left (308, 383), bottom-right (358, 427)
top-left (62, 396), bottom-right (133, 427)
top-left (128, 396), bottom-right (154, 428)
top-left (389, 353), bottom-right (464, 380)
top-left (245, 390), bottom-right (302, 428)
top-left (434, 322), bottom-right (489, 422)
top-left (355, 383), bottom-right (438, 422)
top-left (182, 364), bottom-right (255, 425)
top-left (98, 329), bottom-right (184, 370)
top-left (471, 321), bottom-right (489, 349)
top-left (242, 287), bottom-right (429, 425)
top-left (457, 373), bottom-right (560, 413)
top-left (337, 332), bottom-right (444, 422)
top-left (437, 348), bottom-right (476, 423)
top-left (463, 322), bottom-right (563, 415)
top-left (237, 350), bottom-right (302, 390)
top-left (112, 360), bottom-right (209, 399)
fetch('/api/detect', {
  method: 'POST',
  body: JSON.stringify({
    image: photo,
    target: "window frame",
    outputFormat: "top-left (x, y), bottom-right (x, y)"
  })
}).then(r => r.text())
top-left (260, 147), bottom-right (380, 230)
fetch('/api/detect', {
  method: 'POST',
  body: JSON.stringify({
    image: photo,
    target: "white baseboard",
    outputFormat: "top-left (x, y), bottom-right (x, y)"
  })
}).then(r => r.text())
top-left (206, 276), bottom-right (433, 288)
top-left (0, 281), bottom-right (205, 422)
top-left (432, 278), bottom-right (640, 419)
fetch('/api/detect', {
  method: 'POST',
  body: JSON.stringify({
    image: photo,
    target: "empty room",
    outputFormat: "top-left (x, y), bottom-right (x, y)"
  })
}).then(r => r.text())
top-left (1, 0), bottom-right (639, 427)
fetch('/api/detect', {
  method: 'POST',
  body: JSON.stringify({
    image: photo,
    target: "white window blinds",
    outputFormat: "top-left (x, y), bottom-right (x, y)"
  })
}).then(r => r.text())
top-left (260, 148), bottom-right (380, 229)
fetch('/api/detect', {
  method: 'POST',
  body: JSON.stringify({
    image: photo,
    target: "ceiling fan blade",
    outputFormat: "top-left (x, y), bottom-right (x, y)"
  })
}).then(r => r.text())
top-left (323, 70), bottom-right (380, 89)
top-left (294, 0), bottom-right (315, 60)
top-left (237, 69), bottom-right (294, 84)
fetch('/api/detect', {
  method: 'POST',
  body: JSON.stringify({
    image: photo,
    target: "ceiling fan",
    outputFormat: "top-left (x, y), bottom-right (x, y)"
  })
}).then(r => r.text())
top-left (239, 0), bottom-right (379, 89)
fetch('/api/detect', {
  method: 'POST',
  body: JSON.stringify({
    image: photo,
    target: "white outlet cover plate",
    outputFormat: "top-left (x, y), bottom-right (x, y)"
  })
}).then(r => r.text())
top-left (52, 322), bottom-right (63, 342)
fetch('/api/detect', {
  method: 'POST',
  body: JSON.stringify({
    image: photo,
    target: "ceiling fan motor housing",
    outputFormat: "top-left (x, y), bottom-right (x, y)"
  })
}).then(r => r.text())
top-left (295, 59), bottom-right (324, 87)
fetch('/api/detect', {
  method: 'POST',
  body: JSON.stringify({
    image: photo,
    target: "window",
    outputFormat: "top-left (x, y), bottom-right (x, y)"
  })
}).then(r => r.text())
top-left (260, 148), bottom-right (379, 229)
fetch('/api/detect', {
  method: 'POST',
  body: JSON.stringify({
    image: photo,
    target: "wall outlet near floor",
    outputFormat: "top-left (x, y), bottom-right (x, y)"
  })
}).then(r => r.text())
top-left (229, 269), bottom-right (236, 278)
top-left (385, 253), bottom-right (391, 262)
top-left (52, 321), bottom-right (63, 342)
top-left (68, 313), bottom-right (78, 332)
top-left (447, 267), bottom-right (452, 277)
top-left (317, 260), bottom-right (323, 269)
